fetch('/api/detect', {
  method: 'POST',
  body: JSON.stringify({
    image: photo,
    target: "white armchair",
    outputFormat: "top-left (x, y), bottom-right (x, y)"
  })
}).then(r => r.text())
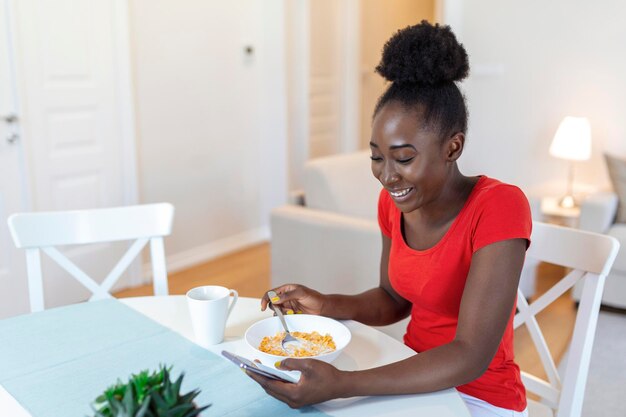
top-left (575, 191), bottom-right (626, 308)
top-left (271, 151), bottom-right (380, 292)
top-left (271, 151), bottom-right (539, 340)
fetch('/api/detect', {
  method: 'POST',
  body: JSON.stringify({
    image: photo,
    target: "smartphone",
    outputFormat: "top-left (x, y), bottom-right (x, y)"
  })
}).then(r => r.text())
top-left (221, 350), bottom-right (299, 383)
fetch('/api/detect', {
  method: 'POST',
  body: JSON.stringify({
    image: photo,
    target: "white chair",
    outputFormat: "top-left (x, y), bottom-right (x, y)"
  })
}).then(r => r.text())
top-left (516, 221), bottom-right (619, 417)
top-left (7, 203), bottom-right (175, 312)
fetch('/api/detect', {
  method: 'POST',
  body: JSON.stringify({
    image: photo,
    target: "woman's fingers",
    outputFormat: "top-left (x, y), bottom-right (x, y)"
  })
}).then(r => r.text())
top-left (261, 284), bottom-right (302, 311)
top-left (261, 284), bottom-right (325, 316)
top-left (276, 358), bottom-right (307, 372)
top-left (250, 359), bottom-right (339, 408)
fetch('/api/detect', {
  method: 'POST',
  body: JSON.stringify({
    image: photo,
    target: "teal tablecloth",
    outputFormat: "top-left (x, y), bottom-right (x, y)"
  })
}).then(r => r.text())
top-left (0, 299), bottom-right (326, 417)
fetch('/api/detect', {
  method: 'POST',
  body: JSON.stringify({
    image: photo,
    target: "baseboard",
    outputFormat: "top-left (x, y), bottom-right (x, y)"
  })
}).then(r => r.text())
top-left (141, 226), bottom-right (270, 281)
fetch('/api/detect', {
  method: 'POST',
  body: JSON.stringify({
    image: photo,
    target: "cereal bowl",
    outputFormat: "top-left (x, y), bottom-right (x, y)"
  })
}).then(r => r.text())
top-left (244, 314), bottom-right (351, 367)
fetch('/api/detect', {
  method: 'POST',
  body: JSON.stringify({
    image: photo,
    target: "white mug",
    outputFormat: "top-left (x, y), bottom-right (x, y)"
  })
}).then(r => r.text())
top-left (186, 285), bottom-right (238, 347)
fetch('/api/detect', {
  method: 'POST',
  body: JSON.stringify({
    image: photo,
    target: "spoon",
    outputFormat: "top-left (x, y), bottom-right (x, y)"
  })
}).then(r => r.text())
top-left (267, 290), bottom-right (303, 354)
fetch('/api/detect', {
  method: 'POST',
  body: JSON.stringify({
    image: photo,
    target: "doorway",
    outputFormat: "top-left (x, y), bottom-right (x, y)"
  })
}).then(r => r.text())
top-left (288, 0), bottom-right (435, 190)
top-left (0, 0), bottom-right (30, 318)
top-left (359, 0), bottom-right (435, 148)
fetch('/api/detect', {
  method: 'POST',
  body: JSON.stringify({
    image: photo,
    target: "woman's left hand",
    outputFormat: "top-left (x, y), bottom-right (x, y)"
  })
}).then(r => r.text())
top-left (246, 358), bottom-right (347, 408)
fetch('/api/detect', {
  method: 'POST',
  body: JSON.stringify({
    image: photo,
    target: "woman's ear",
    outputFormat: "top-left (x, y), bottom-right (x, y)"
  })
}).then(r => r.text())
top-left (446, 133), bottom-right (465, 161)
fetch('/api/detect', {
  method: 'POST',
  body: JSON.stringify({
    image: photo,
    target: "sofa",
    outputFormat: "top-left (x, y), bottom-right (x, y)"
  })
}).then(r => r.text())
top-left (270, 151), bottom-right (539, 340)
top-left (575, 191), bottom-right (625, 308)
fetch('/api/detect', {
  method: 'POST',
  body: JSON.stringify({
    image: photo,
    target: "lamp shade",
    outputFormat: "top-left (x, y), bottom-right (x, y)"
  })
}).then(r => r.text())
top-left (549, 116), bottom-right (592, 161)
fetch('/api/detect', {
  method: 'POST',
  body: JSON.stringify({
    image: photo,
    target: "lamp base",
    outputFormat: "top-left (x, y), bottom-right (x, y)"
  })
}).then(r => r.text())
top-left (558, 194), bottom-right (577, 209)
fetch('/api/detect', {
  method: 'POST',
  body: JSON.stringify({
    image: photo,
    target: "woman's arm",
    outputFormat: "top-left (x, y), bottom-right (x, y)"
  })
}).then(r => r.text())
top-left (250, 238), bottom-right (527, 407)
top-left (342, 238), bottom-right (527, 395)
top-left (261, 233), bottom-right (411, 327)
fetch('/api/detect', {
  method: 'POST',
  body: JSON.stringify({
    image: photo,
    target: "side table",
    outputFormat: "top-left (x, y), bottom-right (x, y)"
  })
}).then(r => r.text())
top-left (540, 197), bottom-right (580, 228)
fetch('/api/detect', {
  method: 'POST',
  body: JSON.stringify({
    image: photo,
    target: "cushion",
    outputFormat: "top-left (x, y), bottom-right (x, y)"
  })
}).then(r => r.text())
top-left (604, 153), bottom-right (626, 223)
top-left (608, 224), bottom-right (626, 272)
top-left (303, 151), bottom-right (381, 220)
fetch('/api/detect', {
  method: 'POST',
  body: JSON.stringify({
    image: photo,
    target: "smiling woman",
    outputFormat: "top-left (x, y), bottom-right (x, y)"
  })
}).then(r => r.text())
top-left (250, 21), bottom-right (531, 417)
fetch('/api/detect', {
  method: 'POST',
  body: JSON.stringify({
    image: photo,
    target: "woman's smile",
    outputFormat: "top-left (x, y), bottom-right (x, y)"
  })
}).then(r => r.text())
top-left (388, 187), bottom-right (414, 202)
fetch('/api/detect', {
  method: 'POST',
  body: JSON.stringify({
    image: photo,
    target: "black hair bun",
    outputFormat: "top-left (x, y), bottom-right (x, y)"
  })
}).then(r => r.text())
top-left (376, 20), bottom-right (469, 86)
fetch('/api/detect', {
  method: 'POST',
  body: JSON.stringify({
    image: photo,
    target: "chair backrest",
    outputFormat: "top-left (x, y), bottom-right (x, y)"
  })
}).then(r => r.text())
top-left (7, 203), bottom-right (175, 312)
top-left (515, 221), bottom-right (619, 417)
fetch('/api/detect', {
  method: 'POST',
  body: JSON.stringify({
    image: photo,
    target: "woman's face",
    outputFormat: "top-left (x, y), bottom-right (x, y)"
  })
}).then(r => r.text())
top-left (370, 101), bottom-right (456, 214)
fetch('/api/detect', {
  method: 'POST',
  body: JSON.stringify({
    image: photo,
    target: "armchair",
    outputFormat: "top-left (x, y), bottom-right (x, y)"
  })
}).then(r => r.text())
top-left (575, 192), bottom-right (626, 308)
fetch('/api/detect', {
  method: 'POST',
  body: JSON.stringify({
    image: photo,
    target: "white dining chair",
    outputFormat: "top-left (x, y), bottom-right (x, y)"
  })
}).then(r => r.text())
top-left (517, 221), bottom-right (619, 417)
top-left (7, 203), bottom-right (175, 312)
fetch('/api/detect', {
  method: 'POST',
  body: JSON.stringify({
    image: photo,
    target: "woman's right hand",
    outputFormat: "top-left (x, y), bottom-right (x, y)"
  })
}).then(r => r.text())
top-left (260, 284), bottom-right (327, 316)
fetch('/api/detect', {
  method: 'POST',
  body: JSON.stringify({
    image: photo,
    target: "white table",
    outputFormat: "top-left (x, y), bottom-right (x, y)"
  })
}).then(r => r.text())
top-left (0, 296), bottom-right (470, 417)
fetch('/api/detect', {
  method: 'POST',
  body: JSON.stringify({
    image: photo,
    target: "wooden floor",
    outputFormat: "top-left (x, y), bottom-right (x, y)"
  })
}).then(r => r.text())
top-left (114, 243), bottom-right (271, 299)
top-left (114, 242), bottom-right (576, 381)
top-left (514, 263), bottom-right (576, 380)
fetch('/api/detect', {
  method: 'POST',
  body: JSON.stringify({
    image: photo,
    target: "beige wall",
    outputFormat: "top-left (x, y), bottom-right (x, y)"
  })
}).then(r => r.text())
top-left (359, 0), bottom-right (435, 147)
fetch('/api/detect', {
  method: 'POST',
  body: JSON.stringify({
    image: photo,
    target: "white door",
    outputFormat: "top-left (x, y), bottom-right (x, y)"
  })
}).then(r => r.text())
top-left (0, 1), bottom-right (30, 319)
top-left (2, 0), bottom-right (139, 315)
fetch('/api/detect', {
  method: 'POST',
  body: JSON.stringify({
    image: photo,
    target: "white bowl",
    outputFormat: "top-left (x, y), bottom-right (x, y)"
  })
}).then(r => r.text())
top-left (244, 314), bottom-right (351, 367)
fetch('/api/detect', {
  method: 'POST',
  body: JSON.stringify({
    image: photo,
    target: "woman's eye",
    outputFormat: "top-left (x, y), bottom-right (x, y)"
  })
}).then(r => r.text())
top-left (370, 156), bottom-right (383, 161)
top-left (397, 157), bottom-right (414, 164)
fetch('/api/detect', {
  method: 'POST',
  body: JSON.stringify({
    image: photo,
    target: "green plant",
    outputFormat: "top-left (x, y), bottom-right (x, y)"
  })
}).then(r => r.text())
top-left (92, 365), bottom-right (210, 417)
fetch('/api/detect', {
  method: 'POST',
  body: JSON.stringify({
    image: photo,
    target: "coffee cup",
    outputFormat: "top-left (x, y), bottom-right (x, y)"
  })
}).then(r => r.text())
top-left (186, 285), bottom-right (238, 347)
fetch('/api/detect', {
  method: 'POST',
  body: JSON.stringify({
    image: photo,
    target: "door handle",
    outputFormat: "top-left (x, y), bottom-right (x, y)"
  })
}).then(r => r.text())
top-left (1, 114), bottom-right (18, 124)
top-left (2, 114), bottom-right (20, 144)
top-left (6, 132), bottom-right (19, 144)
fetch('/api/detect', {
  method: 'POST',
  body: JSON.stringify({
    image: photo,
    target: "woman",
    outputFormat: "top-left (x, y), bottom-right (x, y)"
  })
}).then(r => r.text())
top-left (249, 21), bottom-right (531, 417)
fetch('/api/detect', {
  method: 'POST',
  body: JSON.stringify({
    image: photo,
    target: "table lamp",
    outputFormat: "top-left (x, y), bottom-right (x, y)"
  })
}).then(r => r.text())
top-left (549, 116), bottom-right (592, 208)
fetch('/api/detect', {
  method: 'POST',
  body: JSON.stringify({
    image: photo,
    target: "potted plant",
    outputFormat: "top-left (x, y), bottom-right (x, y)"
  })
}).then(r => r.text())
top-left (92, 365), bottom-right (210, 417)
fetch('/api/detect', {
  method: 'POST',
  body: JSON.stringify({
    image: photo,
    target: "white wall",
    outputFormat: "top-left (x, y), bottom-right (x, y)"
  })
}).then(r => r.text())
top-left (130, 0), bottom-right (287, 271)
top-left (452, 1), bottom-right (626, 198)
top-left (129, 0), bottom-right (625, 270)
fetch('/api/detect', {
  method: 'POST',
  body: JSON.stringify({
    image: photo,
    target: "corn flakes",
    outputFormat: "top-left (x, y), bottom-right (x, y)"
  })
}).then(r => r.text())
top-left (259, 331), bottom-right (336, 357)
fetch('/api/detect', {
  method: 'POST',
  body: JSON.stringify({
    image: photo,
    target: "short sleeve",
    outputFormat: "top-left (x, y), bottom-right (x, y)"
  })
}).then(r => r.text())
top-left (377, 189), bottom-right (392, 237)
top-left (472, 184), bottom-right (532, 252)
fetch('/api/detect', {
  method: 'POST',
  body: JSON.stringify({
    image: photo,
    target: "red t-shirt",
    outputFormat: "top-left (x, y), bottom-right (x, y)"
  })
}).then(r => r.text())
top-left (377, 176), bottom-right (531, 411)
